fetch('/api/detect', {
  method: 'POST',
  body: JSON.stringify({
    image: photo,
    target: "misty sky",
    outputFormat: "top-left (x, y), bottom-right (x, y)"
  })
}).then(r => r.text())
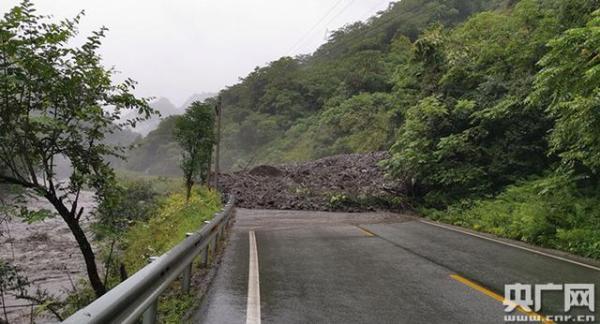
top-left (1, 0), bottom-right (394, 106)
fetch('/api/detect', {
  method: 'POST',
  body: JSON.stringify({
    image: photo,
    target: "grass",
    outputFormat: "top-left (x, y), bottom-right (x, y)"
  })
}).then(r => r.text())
top-left (426, 174), bottom-right (600, 260)
top-left (60, 185), bottom-right (221, 322)
top-left (159, 292), bottom-right (196, 324)
top-left (119, 186), bottom-right (221, 322)
top-left (114, 169), bottom-right (184, 194)
top-left (123, 187), bottom-right (221, 273)
top-left (328, 192), bottom-right (408, 211)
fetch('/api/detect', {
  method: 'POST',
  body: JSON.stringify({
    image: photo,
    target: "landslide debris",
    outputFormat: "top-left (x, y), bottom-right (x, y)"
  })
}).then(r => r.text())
top-left (218, 152), bottom-right (408, 211)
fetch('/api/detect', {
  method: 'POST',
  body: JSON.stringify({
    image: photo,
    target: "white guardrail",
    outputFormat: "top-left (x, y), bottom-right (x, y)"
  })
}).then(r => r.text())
top-left (63, 196), bottom-right (236, 324)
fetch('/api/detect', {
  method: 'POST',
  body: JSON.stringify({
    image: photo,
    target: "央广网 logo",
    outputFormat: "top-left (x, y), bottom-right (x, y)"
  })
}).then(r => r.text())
top-left (503, 283), bottom-right (595, 323)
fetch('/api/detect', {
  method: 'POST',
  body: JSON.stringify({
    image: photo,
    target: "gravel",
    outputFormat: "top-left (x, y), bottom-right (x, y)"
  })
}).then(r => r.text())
top-left (218, 152), bottom-right (407, 211)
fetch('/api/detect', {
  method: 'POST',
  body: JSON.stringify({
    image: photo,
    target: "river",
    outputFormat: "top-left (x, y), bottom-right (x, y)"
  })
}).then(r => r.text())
top-left (1, 191), bottom-right (98, 324)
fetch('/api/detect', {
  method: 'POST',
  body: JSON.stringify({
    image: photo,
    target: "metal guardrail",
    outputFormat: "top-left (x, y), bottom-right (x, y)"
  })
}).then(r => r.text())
top-left (63, 196), bottom-right (236, 324)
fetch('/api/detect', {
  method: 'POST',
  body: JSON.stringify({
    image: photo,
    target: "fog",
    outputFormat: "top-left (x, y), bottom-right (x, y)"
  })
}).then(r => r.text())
top-left (0, 0), bottom-right (393, 106)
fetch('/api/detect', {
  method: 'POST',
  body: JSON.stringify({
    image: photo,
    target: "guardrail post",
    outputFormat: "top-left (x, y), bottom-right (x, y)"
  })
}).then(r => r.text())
top-left (220, 222), bottom-right (226, 240)
top-left (211, 234), bottom-right (217, 256)
top-left (143, 256), bottom-right (159, 324)
top-left (202, 247), bottom-right (209, 267)
top-left (182, 233), bottom-right (194, 293)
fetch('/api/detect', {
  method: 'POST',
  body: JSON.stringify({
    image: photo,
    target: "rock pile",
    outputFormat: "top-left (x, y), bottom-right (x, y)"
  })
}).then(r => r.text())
top-left (218, 152), bottom-right (407, 211)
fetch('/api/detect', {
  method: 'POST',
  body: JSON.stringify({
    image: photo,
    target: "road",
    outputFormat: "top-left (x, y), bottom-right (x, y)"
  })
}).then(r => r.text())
top-left (192, 209), bottom-right (600, 324)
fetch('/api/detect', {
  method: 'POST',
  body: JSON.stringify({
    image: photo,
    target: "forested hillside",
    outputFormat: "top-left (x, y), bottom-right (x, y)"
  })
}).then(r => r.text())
top-left (116, 94), bottom-right (216, 175)
top-left (119, 0), bottom-right (600, 259)
top-left (213, 0), bottom-right (599, 257)
top-left (125, 0), bottom-right (510, 174)
top-left (219, 0), bottom-right (513, 169)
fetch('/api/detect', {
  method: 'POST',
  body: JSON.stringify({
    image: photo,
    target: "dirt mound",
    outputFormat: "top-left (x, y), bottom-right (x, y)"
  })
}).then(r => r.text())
top-left (218, 152), bottom-right (408, 211)
top-left (248, 165), bottom-right (284, 177)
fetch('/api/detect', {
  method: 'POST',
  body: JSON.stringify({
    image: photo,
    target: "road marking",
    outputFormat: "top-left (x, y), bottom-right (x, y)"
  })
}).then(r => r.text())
top-left (246, 231), bottom-right (261, 324)
top-left (421, 220), bottom-right (600, 272)
top-left (450, 274), bottom-right (553, 324)
top-left (356, 225), bottom-right (375, 237)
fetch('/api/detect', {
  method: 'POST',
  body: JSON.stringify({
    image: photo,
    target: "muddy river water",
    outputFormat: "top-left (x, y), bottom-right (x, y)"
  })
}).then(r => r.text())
top-left (1, 191), bottom-right (97, 323)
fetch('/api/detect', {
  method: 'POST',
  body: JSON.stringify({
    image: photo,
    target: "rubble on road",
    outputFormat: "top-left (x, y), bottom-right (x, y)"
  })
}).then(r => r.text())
top-left (218, 152), bottom-right (408, 211)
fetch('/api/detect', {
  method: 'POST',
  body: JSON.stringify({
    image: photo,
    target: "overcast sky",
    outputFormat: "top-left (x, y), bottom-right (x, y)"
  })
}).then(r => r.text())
top-left (1, 0), bottom-right (394, 106)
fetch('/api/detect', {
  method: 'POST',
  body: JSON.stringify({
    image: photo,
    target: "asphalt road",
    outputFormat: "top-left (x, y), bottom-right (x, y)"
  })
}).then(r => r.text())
top-left (192, 209), bottom-right (600, 324)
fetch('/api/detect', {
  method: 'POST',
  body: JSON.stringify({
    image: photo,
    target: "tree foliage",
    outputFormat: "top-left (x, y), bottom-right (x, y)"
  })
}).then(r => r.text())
top-left (531, 10), bottom-right (600, 174)
top-left (210, 0), bottom-right (600, 209)
top-left (215, 0), bottom-right (511, 169)
top-left (174, 101), bottom-right (215, 201)
top-left (111, 0), bottom-right (597, 215)
top-left (0, 1), bottom-right (153, 297)
top-left (385, 0), bottom-right (595, 203)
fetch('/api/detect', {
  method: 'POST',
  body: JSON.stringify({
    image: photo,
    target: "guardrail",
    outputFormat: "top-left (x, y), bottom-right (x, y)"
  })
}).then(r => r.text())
top-left (63, 196), bottom-right (236, 324)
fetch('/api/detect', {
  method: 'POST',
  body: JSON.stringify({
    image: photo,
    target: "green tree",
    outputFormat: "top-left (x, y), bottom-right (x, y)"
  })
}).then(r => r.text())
top-left (531, 10), bottom-right (600, 174)
top-left (0, 2), bottom-right (153, 297)
top-left (174, 101), bottom-right (216, 201)
top-left (385, 1), bottom-right (565, 204)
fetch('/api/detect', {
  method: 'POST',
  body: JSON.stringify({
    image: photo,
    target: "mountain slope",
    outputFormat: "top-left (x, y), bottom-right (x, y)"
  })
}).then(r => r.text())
top-left (218, 0), bottom-right (511, 169)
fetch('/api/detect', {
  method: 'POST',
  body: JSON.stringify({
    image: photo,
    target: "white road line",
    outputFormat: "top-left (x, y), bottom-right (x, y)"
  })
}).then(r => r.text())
top-left (246, 231), bottom-right (261, 324)
top-left (420, 220), bottom-right (600, 272)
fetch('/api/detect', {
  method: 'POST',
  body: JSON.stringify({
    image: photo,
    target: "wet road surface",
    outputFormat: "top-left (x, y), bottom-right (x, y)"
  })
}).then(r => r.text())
top-left (192, 209), bottom-right (600, 324)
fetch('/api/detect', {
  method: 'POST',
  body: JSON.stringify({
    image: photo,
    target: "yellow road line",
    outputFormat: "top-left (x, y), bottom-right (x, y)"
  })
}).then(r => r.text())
top-left (356, 226), bottom-right (375, 237)
top-left (422, 220), bottom-right (600, 272)
top-left (450, 274), bottom-right (553, 324)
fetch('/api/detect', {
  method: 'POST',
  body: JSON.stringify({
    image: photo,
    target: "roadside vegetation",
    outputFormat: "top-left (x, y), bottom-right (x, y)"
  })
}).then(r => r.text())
top-left (0, 0), bottom-right (154, 299)
top-left (123, 188), bottom-right (221, 322)
top-left (122, 188), bottom-right (221, 272)
top-left (0, 1), bottom-right (221, 321)
top-left (218, 0), bottom-right (600, 259)
top-left (174, 102), bottom-right (216, 201)
top-left (383, 2), bottom-right (600, 259)
top-left (427, 175), bottom-right (600, 259)
top-left (2, 0), bottom-right (599, 321)
top-left (117, 0), bottom-right (599, 259)
top-left (61, 180), bottom-right (221, 321)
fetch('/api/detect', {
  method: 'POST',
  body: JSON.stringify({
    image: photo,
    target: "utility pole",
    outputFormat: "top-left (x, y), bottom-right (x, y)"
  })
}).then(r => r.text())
top-left (214, 95), bottom-right (222, 190)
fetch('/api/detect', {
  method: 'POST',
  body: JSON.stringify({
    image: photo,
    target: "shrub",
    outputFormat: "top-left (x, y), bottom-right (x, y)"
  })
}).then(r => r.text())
top-left (94, 179), bottom-right (160, 241)
top-left (428, 173), bottom-right (600, 259)
top-left (123, 187), bottom-right (221, 273)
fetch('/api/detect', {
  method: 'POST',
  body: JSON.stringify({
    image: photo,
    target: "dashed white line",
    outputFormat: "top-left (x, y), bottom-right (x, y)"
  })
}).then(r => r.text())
top-left (246, 231), bottom-right (261, 324)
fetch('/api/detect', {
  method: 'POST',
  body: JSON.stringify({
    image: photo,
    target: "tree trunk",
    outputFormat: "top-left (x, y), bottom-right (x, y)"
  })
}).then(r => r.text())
top-left (45, 194), bottom-right (106, 297)
top-left (119, 263), bottom-right (128, 282)
top-left (185, 178), bottom-right (193, 202)
top-left (215, 98), bottom-right (222, 190)
top-left (206, 153), bottom-right (213, 187)
top-left (64, 214), bottom-right (107, 297)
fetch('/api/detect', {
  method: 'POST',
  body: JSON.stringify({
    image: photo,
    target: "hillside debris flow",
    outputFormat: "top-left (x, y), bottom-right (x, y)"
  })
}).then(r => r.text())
top-left (219, 152), bottom-right (408, 211)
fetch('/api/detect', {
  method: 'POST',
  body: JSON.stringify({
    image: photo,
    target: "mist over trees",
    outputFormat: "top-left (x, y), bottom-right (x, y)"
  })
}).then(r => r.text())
top-left (216, 0), bottom-right (516, 170)
top-left (104, 0), bottom-right (600, 213)
top-left (121, 0), bottom-right (599, 194)
top-left (1, 0), bottom-right (599, 320)
top-left (0, 1), bottom-right (154, 297)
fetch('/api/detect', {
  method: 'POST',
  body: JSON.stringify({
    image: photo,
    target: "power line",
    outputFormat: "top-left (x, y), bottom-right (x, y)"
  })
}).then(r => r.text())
top-left (324, 0), bottom-right (358, 26)
top-left (360, 0), bottom-right (390, 21)
top-left (317, 1), bottom-right (405, 55)
top-left (289, 0), bottom-right (393, 57)
top-left (322, 0), bottom-right (388, 41)
top-left (320, 0), bottom-right (358, 41)
top-left (286, 0), bottom-right (347, 55)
